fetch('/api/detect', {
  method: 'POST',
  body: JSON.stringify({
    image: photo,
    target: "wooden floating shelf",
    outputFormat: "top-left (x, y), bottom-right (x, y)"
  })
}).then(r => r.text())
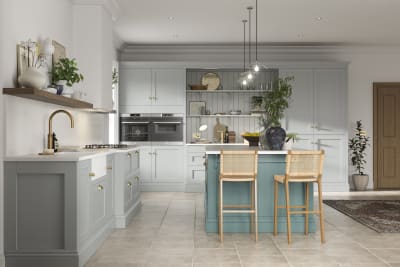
top-left (3, 88), bottom-right (93, 109)
top-left (186, 90), bottom-right (266, 93)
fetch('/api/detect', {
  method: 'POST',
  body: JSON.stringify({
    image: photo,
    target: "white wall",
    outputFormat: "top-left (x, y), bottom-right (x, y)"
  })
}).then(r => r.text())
top-left (0, 0), bottom-right (5, 264)
top-left (2, 0), bottom-right (108, 157)
top-left (120, 44), bottom-right (400, 189)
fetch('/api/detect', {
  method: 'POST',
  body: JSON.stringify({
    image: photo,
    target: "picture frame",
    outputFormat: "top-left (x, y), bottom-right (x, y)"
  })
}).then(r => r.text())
top-left (189, 101), bottom-right (206, 115)
top-left (52, 40), bottom-right (66, 66)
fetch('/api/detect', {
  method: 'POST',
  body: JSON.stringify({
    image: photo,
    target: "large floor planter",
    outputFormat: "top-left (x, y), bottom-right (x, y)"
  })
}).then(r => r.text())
top-left (352, 174), bottom-right (369, 191)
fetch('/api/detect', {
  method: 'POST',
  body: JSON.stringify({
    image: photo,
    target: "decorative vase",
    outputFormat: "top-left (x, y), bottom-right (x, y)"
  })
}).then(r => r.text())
top-left (265, 127), bottom-right (286, 150)
top-left (352, 174), bottom-right (369, 191)
top-left (18, 67), bottom-right (47, 89)
top-left (55, 80), bottom-right (67, 95)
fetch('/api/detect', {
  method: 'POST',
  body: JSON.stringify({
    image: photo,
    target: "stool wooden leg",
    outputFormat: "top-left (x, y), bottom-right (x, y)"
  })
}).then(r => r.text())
top-left (254, 180), bottom-right (258, 242)
top-left (305, 182), bottom-right (309, 235)
top-left (273, 180), bottom-right (278, 236)
top-left (317, 179), bottom-right (325, 243)
top-left (219, 180), bottom-right (224, 242)
top-left (285, 181), bottom-right (292, 244)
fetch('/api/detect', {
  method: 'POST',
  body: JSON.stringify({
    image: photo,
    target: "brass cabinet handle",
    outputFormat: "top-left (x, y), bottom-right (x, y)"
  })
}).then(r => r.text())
top-left (97, 185), bottom-right (104, 191)
top-left (202, 156), bottom-right (206, 159)
top-left (127, 181), bottom-right (132, 187)
top-left (89, 172), bottom-right (96, 177)
top-left (107, 166), bottom-right (112, 170)
top-left (135, 150), bottom-right (139, 154)
top-left (135, 176), bottom-right (140, 181)
top-left (127, 152), bottom-right (132, 157)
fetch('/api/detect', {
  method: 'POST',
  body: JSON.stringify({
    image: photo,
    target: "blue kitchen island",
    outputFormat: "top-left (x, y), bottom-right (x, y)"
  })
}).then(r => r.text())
top-left (205, 146), bottom-right (316, 233)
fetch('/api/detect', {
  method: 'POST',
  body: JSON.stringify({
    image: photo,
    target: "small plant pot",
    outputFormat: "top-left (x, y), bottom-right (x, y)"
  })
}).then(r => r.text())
top-left (352, 174), bottom-right (369, 191)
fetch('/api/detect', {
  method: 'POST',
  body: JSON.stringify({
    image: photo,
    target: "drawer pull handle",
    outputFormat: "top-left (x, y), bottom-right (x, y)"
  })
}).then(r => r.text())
top-left (127, 181), bottom-right (132, 187)
top-left (107, 166), bottom-right (112, 170)
top-left (89, 172), bottom-right (96, 177)
top-left (127, 152), bottom-right (132, 157)
top-left (97, 185), bottom-right (104, 191)
top-left (135, 176), bottom-right (140, 181)
top-left (135, 150), bottom-right (139, 154)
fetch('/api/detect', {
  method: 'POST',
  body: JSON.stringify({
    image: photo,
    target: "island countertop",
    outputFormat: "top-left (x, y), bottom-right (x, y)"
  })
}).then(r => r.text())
top-left (205, 145), bottom-right (288, 155)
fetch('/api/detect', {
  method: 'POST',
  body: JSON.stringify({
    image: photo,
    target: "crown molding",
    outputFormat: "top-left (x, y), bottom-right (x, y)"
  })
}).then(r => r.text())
top-left (72, 0), bottom-right (120, 21)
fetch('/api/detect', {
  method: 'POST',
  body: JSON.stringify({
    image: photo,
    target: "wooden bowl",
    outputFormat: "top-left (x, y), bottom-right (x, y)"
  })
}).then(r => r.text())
top-left (241, 135), bottom-right (260, 147)
top-left (190, 84), bottom-right (208, 90)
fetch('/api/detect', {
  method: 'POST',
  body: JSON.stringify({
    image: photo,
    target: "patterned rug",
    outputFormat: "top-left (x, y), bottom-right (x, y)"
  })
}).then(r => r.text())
top-left (323, 200), bottom-right (400, 233)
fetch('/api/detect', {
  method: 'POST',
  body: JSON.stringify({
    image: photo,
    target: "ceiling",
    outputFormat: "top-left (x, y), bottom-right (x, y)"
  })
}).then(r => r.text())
top-left (114, 0), bottom-right (400, 46)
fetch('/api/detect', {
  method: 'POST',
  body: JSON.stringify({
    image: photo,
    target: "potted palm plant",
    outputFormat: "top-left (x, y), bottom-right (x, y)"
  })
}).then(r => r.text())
top-left (260, 76), bottom-right (294, 150)
top-left (349, 120), bottom-right (370, 190)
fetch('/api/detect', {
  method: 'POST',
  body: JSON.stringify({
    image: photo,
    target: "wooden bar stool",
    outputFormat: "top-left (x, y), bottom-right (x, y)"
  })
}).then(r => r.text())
top-left (273, 150), bottom-right (325, 244)
top-left (219, 150), bottom-right (258, 242)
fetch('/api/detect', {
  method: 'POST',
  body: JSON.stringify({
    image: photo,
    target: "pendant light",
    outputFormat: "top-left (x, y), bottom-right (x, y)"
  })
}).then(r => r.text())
top-left (253, 0), bottom-right (260, 72)
top-left (247, 6), bottom-right (253, 80)
top-left (241, 19), bottom-right (248, 86)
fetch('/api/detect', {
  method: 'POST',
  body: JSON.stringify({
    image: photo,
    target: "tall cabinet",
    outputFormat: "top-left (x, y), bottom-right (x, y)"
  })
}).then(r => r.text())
top-left (281, 65), bottom-right (348, 192)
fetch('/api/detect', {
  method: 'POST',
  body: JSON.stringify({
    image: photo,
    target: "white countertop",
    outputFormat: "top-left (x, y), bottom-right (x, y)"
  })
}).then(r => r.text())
top-left (205, 145), bottom-right (288, 155)
top-left (4, 146), bottom-right (139, 162)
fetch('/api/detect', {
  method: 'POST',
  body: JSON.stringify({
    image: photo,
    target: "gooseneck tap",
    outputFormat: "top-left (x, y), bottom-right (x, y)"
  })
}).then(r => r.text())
top-left (47, 109), bottom-right (74, 150)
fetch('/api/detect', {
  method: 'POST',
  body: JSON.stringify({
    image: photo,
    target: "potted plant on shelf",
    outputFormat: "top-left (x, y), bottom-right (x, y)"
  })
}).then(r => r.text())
top-left (260, 76), bottom-right (294, 150)
top-left (349, 120), bottom-right (370, 191)
top-left (51, 57), bottom-right (84, 95)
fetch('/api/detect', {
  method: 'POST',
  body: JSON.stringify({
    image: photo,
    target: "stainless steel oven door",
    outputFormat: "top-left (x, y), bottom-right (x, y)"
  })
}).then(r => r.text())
top-left (150, 119), bottom-right (183, 142)
top-left (120, 119), bottom-right (150, 142)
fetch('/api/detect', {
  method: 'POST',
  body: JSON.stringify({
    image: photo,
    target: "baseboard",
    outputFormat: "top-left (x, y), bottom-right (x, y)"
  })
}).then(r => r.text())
top-left (185, 183), bottom-right (205, 193)
top-left (0, 254), bottom-right (4, 267)
top-left (114, 199), bottom-right (142, 228)
top-left (140, 183), bottom-right (185, 192)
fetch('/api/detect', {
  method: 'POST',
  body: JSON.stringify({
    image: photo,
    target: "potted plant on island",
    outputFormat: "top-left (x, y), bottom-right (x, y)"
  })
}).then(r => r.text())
top-left (51, 57), bottom-right (84, 95)
top-left (349, 120), bottom-right (370, 191)
top-left (260, 76), bottom-right (294, 150)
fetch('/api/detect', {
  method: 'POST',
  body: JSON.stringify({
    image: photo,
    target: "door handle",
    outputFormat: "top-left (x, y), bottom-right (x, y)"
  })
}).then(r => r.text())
top-left (97, 185), bottom-right (104, 191)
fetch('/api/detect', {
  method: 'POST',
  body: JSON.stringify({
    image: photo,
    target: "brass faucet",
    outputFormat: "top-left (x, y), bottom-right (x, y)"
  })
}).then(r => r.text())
top-left (47, 109), bottom-right (74, 149)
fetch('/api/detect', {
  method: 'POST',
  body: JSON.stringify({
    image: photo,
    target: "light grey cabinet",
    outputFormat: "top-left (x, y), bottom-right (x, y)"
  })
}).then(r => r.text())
top-left (119, 67), bottom-right (185, 113)
top-left (113, 149), bottom-right (141, 228)
top-left (140, 145), bottom-right (185, 191)
top-left (186, 146), bottom-right (206, 192)
top-left (4, 158), bottom-right (115, 267)
top-left (280, 66), bottom-right (348, 191)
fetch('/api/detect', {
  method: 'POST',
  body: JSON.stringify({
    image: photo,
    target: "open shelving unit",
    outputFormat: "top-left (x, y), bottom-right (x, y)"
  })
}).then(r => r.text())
top-left (3, 88), bottom-right (93, 109)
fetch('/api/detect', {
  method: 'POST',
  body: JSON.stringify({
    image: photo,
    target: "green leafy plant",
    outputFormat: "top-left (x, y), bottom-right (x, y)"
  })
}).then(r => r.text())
top-left (52, 58), bottom-right (84, 86)
top-left (349, 120), bottom-right (370, 175)
top-left (285, 132), bottom-right (299, 143)
top-left (261, 76), bottom-right (294, 128)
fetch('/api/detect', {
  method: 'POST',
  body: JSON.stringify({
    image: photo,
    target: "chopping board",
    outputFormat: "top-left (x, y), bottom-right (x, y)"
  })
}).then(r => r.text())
top-left (213, 118), bottom-right (226, 142)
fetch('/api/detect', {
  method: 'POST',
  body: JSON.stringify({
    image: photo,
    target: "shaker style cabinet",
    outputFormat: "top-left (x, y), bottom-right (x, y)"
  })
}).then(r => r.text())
top-left (185, 145), bottom-right (206, 192)
top-left (139, 145), bottom-right (185, 191)
top-left (281, 65), bottom-right (348, 191)
top-left (113, 149), bottom-right (141, 228)
top-left (119, 67), bottom-right (185, 113)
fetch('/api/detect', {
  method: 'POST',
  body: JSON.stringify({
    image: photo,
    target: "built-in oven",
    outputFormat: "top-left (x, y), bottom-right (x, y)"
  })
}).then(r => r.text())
top-left (120, 114), bottom-right (151, 142)
top-left (120, 113), bottom-right (183, 144)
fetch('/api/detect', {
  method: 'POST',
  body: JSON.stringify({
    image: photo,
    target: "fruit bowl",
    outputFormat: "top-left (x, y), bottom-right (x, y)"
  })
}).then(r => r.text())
top-left (241, 133), bottom-right (260, 147)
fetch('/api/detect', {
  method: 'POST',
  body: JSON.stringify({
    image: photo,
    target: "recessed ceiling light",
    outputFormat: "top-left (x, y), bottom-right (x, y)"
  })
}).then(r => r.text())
top-left (315, 16), bottom-right (322, 21)
top-left (168, 16), bottom-right (174, 20)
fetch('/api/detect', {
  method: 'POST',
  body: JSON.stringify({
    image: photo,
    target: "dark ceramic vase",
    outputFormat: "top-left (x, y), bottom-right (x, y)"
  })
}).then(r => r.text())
top-left (265, 127), bottom-right (286, 150)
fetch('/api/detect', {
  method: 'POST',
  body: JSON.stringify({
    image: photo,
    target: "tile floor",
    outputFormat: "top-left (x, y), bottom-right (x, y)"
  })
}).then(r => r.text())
top-left (85, 191), bottom-right (400, 267)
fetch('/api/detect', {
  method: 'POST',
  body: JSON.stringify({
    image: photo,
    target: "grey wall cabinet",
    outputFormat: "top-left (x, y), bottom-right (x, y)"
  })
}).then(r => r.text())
top-left (119, 67), bottom-right (185, 113)
top-left (113, 149), bottom-right (142, 228)
top-left (5, 157), bottom-right (115, 267)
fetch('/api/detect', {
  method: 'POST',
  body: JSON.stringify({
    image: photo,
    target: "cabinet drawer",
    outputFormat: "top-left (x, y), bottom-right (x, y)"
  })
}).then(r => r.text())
top-left (188, 152), bottom-right (206, 166)
top-left (189, 168), bottom-right (205, 182)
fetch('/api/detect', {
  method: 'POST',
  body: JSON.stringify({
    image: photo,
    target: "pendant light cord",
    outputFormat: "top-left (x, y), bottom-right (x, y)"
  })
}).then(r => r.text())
top-left (247, 7), bottom-right (252, 68)
top-left (255, 0), bottom-right (258, 62)
top-left (242, 20), bottom-right (247, 72)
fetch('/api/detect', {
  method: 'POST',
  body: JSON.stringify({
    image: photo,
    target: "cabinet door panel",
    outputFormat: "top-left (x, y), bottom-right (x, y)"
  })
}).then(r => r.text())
top-left (314, 69), bottom-right (346, 134)
top-left (91, 178), bottom-right (107, 227)
top-left (119, 68), bottom-right (152, 106)
top-left (139, 146), bottom-right (152, 182)
top-left (153, 69), bottom-right (185, 106)
top-left (154, 146), bottom-right (185, 182)
top-left (281, 69), bottom-right (314, 134)
top-left (315, 135), bottom-right (347, 184)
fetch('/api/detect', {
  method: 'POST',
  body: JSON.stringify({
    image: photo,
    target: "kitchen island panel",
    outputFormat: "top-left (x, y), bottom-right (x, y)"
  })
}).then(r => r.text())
top-left (205, 154), bottom-right (316, 233)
